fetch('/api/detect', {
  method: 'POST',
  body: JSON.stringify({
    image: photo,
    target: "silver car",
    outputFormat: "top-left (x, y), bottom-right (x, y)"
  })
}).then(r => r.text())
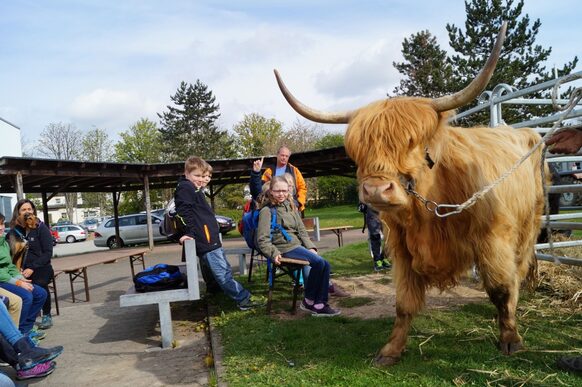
top-left (53, 224), bottom-right (88, 243)
top-left (93, 213), bottom-right (166, 249)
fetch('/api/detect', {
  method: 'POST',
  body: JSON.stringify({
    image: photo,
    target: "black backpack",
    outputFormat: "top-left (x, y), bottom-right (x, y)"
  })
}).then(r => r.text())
top-left (133, 264), bottom-right (185, 293)
top-left (159, 199), bottom-right (186, 242)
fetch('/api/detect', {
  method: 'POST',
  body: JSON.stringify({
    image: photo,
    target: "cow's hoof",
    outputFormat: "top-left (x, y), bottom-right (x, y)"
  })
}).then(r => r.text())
top-left (499, 340), bottom-right (523, 355)
top-left (374, 354), bottom-right (400, 367)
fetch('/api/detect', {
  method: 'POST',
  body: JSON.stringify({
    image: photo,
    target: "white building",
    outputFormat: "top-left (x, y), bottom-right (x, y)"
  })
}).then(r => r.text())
top-left (0, 117), bottom-right (22, 220)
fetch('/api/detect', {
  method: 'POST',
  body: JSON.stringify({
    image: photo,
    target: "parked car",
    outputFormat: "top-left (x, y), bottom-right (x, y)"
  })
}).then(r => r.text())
top-left (93, 213), bottom-right (166, 249)
top-left (79, 218), bottom-right (99, 232)
top-left (153, 203), bottom-right (237, 236)
top-left (215, 215), bottom-right (236, 234)
top-left (53, 224), bottom-right (87, 243)
top-left (48, 227), bottom-right (60, 246)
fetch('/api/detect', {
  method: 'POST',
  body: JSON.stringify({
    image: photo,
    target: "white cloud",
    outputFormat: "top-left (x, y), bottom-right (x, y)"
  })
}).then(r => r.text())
top-left (68, 89), bottom-right (160, 131)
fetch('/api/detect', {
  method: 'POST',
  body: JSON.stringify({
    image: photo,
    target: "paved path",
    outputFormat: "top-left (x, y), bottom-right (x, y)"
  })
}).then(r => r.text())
top-left (0, 229), bottom-right (368, 386)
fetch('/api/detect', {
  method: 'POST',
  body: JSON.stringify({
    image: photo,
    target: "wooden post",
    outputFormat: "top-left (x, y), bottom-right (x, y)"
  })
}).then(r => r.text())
top-left (144, 175), bottom-right (153, 250)
top-left (209, 184), bottom-right (215, 210)
top-left (15, 172), bottom-right (24, 200)
top-left (41, 192), bottom-right (50, 224)
top-left (112, 191), bottom-right (121, 248)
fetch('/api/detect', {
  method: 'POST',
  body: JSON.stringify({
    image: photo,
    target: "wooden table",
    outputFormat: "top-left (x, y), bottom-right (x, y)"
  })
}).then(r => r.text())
top-left (319, 226), bottom-right (354, 247)
top-left (51, 248), bottom-right (147, 314)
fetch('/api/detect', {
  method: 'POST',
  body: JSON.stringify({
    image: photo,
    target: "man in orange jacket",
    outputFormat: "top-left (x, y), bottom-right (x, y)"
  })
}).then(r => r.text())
top-left (262, 146), bottom-right (307, 212)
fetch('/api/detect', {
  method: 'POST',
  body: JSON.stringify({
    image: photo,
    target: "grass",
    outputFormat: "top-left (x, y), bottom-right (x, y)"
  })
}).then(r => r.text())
top-left (210, 242), bottom-right (582, 386)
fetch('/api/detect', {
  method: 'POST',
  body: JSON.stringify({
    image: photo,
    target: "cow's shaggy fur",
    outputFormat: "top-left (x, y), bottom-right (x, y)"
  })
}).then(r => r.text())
top-left (344, 97), bottom-right (547, 366)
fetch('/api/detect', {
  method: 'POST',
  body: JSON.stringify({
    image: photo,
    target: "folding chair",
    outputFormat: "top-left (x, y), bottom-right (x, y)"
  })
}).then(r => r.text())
top-left (266, 257), bottom-right (309, 314)
top-left (247, 249), bottom-right (268, 283)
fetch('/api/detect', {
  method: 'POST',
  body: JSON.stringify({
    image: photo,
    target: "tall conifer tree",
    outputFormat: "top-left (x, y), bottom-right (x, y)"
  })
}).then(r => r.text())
top-left (158, 80), bottom-right (232, 160)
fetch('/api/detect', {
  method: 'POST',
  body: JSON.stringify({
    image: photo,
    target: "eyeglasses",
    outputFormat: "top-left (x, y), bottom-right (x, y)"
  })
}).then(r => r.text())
top-left (271, 190), bottom-right (288, 194)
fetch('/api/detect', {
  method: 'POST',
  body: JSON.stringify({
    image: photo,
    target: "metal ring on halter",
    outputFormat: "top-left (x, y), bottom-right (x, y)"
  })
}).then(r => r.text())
top-left (435, 204), bottom-right (463, 218)
top-left (424, 200), bottom-right (438, 212)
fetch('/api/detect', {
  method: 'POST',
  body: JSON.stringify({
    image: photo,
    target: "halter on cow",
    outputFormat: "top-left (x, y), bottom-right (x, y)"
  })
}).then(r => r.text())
top-left (274, 22), bottom-right (548, 366)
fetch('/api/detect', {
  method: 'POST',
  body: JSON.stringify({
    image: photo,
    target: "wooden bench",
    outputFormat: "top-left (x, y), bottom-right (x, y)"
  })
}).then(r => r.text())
top-left (119, 239), bottom-right (200, 349)
top-left (51, 247), bottom-right (147, 315)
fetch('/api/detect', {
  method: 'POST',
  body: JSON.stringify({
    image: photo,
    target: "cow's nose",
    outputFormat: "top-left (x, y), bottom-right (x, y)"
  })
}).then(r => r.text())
top-left (363, 182), bottom-right (394, 202)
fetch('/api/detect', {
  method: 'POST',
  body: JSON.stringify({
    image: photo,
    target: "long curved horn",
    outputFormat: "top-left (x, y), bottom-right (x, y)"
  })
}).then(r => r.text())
top-left (273, 69), bottom-right (353, 124)
top-left (432, 22), bottom-right (507, 112)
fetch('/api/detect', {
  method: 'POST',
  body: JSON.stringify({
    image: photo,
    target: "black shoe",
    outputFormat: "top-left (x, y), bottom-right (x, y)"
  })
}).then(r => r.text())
top-left (14, 338), bottom-right (63, 371)
top-left (557, 356), bottom-right (582, 374)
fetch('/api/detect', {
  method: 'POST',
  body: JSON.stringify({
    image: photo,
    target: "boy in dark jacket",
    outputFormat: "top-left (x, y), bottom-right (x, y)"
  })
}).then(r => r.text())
top-left (175, 156), bottom-right (263, 310)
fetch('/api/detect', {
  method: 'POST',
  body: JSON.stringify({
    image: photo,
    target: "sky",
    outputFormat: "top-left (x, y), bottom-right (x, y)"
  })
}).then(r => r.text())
top-left (0, 0), bottom-right (580, 151)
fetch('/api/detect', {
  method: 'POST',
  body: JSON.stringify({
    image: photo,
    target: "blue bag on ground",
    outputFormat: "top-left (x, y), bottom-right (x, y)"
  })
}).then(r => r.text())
top-left (133, 264), bottom-right (184, 292)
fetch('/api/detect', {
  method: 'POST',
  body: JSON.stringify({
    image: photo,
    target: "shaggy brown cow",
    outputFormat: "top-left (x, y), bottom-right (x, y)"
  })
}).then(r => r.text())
top-left (274, 23), bottom-right (547, 366)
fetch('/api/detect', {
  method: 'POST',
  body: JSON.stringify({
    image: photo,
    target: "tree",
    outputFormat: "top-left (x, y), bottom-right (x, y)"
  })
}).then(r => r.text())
top-left (446, 0), bottom-right (578, 125)
top-left (392, 0), bottom-right (578, 126)
top-left (81, 128), bottom-right (113, 212)
top-left (158, 80), bottom-right (233, 160)
top-left (392, 30), bottom-right (454, 97)
top-left (311, 134), bottom-right (358, 206)
top-left (280, 119), bottom-right (324, 153)
top-left (36, 122), bottom-right (82, 160)
top-left (82, 127), bottom-right (113, 162)
top-left (115, 119), bottom-right (166, 214)
top-left (36, 122), bottom-right (84, 221)
top-left (232, 113), bottom-right (284, 157)
top-left (115, 118), bottom-right (163, 163)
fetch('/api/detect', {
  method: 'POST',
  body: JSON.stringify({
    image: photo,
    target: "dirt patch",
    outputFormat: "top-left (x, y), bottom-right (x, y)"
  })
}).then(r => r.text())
top-left (330, 273), bottom-right (488, 319)
top-left (270, 272), bottom-right (488, 320)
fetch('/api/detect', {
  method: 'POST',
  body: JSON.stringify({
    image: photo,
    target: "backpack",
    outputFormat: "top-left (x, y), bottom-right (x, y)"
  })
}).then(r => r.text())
top-left (159, 198), bottom-right (186, 242)
top-left (242, 206), bottom-right (291, 253)
top-left (133, 264), bottom-right (185, 292)
top-left (237, 200), bottom-right (252, 235)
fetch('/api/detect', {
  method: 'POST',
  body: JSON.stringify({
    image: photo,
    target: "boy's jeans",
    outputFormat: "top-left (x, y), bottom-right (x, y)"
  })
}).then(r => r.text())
top-left (201, 248), bottom-right (250, 304)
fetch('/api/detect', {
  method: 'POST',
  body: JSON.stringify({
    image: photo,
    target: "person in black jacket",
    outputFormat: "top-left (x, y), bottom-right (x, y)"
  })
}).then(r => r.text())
top-left (175, 156), bottom-right (263, 310)
top-left (9, 199), bottom-right (54, 331)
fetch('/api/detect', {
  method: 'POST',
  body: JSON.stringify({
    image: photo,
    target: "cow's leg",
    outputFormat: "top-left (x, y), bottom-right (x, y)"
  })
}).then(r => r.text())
top-left (375, 255), bottom-right (426, 366)
top-left (479, 243), bottom-right (523, 355)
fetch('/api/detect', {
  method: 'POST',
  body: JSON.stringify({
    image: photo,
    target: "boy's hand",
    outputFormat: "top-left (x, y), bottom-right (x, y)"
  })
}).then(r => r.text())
top-left (179, 235), bottom-right (194, 244)
top-left (547, 128), bottom-right (582, 154)
top-left (22, 268), bottom-right (34, 278)
top-left (273, 254), bottom-right (281, 265)
top-left (252, 157), bottom-right (264, 173)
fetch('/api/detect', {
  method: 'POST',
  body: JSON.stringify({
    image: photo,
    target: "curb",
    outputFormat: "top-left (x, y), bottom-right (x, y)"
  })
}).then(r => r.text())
top-left (207, 304), bottom-right (227, 387)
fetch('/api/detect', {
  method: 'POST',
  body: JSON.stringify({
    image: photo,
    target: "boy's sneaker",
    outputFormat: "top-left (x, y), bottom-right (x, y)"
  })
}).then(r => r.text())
top-left (38, 314), bottom-right (53, 330)
top-left (238, 295), bottom-right (266, 311)
top-left (299, 300), bottom-right (315, 313)
top-left (311, 304), bottom-right (341, 317)
top-left (374, 260), bottom-right (385, 272)
top-left (16, 361), bottom-right (55, 380)
top-left (28, 329), bottom-right (46, 341)
top-left (381, 260), bottom-right (392, 270)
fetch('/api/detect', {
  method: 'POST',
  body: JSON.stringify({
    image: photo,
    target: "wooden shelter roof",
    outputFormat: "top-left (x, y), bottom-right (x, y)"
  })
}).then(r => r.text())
top-left (0, 146), bottom-right (355, 194)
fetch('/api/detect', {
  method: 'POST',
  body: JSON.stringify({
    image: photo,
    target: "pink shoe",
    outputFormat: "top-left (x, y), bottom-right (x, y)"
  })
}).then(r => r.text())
top-left (16, 360), bottom-right (55, 380)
